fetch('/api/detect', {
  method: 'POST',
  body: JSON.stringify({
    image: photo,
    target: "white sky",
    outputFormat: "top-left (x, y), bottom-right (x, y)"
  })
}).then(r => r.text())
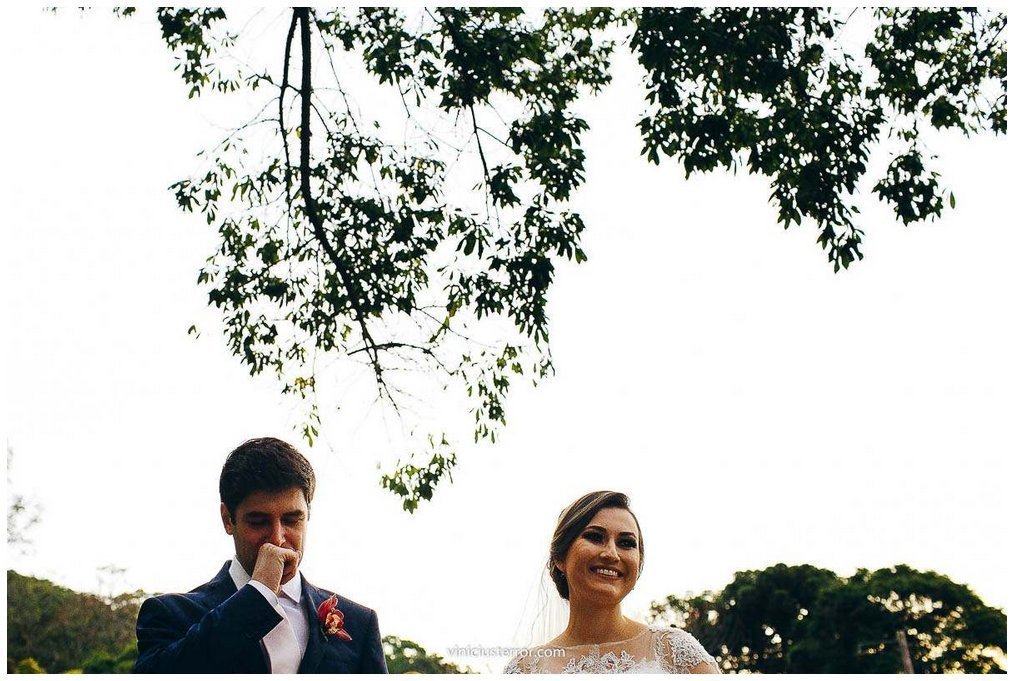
top-left (2, 8), bottom-right (1010, 673)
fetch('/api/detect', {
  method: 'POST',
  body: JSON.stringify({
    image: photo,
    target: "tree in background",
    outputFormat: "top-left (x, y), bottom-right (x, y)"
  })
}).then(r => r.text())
top-left (791, 565), bottom-right (1007, 674)
top-left (650, 563), bottom-right (841, 673)
top-left (383, 635), bottom-right (472, 674)
top-left (12, 658), bottom-right (46, 674)
top-left (105, 8), bottom-right (1005, 508)
top-left (650, 563), bottom-right (1007, 673)
top-left (6, 571), bottom-right (142, 673)
top-left (79, 643), bottom-right (138, 674)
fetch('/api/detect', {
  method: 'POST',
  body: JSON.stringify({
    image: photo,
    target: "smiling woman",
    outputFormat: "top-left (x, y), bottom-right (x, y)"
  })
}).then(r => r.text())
top-left (505, 492), bottom-right (720, 674)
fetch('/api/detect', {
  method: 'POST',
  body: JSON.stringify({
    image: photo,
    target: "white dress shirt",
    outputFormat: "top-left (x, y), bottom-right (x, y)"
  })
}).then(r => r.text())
top-left (229, 557), bottom-right (310, 673)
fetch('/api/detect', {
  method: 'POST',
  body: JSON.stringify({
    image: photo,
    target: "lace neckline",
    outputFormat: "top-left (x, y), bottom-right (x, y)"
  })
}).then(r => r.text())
top-left (505, 625), bottom-right (717, 674)
top-left (549, 624), bottom-right (654, 649)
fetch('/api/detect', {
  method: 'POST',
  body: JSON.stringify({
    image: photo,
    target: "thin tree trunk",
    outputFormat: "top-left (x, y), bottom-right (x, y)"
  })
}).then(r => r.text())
top-left (896, 630), bottom-right (914, 674)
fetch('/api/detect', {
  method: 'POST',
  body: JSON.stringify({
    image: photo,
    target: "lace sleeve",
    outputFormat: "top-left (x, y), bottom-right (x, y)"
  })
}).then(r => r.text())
top-left (503, 651), bottom-right (532, 674)
top-left (657, 628), bottom-right (718, 673)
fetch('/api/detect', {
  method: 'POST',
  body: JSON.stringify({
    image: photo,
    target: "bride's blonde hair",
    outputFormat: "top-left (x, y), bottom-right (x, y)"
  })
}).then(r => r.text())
top-left (548, 490), bottom-right (644, 599)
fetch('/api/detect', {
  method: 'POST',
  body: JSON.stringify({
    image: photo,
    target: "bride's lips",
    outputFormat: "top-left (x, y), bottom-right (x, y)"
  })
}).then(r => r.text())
top-left (590, 565), bottom-right (623, 579)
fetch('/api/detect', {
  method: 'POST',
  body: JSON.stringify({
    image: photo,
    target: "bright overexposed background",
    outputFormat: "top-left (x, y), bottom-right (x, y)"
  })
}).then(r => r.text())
top-left (2, 8), bottom-right (1010, 672)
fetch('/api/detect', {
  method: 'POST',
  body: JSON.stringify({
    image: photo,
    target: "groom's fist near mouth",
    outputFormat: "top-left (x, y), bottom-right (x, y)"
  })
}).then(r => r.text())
top-left (252, 543), bottom-right (301, 593)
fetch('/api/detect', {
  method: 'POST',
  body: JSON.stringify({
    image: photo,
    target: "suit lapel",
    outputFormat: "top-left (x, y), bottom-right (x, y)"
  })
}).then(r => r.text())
top-left (298, 579), bottom-right (328, 673)
top-left (205, 561), bottom-right (239, 601)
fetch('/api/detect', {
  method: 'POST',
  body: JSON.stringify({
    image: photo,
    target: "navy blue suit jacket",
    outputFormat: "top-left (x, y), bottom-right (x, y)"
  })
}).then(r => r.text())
top-left (134, 562), bottom-right (387, 674)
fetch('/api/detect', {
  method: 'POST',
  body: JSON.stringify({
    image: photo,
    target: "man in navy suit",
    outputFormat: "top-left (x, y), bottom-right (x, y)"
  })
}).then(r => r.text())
top-left (134, 437), bottom-right (388, 673)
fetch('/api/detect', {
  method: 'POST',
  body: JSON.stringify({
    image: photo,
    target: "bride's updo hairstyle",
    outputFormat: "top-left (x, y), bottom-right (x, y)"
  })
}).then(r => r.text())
top-left (548, 490), bottom-right (644, 599)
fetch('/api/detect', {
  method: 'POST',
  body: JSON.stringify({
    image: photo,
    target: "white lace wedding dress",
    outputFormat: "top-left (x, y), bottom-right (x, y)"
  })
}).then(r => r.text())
top-left (504, 626), bottom-right (717, 674)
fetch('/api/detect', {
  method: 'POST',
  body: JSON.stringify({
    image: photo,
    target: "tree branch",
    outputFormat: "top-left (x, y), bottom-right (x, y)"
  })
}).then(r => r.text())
top-left (295, 8), bottom-right (394, 404)
top-left (280, 10), bottom-right (298, 203)
top-left (469, 104), bottom-right (491, 183)
top-left (348, 341), bottom-right (452, 375)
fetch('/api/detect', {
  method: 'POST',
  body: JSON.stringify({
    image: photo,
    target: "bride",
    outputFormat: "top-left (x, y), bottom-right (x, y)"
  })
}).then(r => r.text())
top-left (505, 491), bottom-right (719, 674)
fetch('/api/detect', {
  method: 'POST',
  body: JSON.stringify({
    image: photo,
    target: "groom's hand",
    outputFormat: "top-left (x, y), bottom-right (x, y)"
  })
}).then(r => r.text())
top-left (251, 543), bottom-right (301, 593)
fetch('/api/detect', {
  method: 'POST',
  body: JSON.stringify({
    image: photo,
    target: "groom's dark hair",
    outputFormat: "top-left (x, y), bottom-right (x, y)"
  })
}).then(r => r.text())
top-left (220, 437), bottom-right (316, 520)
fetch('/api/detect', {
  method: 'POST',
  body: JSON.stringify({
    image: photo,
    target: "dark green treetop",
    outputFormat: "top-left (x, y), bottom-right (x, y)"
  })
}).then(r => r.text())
top-left (650, 563), bottom-right (1007, 673)
top-left (383, 635), bottom-right (472, 674)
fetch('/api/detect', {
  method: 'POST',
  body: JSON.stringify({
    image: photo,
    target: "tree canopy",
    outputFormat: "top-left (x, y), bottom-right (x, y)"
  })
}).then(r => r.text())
top-left (111, 8), bottom-right (1006, 508)
top-left (649, 563), bottom-right (1007, 674)
top-left (6, 570), bottom-right (144, 673)
top-left (383, 635), bottom-right (472, 674)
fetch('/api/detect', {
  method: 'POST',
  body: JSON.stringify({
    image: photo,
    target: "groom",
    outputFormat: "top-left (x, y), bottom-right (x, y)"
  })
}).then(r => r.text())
top-left (134, 437), bottom-right (388, 673)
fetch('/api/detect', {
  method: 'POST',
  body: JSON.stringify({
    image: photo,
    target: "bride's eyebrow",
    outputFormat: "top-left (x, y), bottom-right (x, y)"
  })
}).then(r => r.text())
top-left (584, 525), bottom-right (637, 537)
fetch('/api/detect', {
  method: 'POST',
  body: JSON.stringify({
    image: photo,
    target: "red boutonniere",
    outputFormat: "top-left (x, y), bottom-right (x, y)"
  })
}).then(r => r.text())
top-left (317, 594), bottom-right (352, 641)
